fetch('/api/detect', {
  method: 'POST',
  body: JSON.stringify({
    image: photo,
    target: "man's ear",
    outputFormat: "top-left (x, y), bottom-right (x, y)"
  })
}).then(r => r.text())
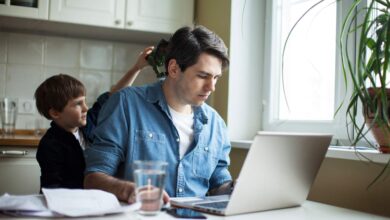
top-left (167, 59), bottom-right (181, 79)
top-left (49, 108), bottom-right (61, 120)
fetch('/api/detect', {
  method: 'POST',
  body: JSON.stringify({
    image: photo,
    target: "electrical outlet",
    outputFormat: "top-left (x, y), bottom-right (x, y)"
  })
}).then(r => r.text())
top-left (18, 98), bottom-right (35, 114)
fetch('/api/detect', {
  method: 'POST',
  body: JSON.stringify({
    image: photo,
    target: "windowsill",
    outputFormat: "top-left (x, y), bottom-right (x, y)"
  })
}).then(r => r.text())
top-left (231, 140), bottom-right (390, 164)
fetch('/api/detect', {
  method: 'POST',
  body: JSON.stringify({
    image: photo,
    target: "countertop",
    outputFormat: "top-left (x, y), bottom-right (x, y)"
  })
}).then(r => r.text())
top-left (0, 130), bottom-right (43, 147)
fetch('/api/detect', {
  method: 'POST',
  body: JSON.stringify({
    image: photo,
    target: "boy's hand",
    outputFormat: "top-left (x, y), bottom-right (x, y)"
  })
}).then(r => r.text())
top-left (134, 46), bottom-right (154, 70)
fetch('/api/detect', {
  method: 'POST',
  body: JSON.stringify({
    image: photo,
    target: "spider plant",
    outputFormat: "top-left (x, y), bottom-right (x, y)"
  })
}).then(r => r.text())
top-left (341, 0), bottom-right (390, 151)
top-left (342, 0), bottom-right (390, 187)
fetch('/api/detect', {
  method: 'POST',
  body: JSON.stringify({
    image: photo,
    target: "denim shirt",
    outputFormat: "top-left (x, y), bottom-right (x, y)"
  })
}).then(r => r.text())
top-left (84, 81), bottom-right (232, 197)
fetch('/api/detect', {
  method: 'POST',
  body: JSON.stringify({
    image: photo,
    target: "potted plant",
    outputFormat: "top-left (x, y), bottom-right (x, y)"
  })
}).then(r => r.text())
top-left (284, 0), bottom-right (389, 186)
top-left (341, 0), bottom-right (390, 154)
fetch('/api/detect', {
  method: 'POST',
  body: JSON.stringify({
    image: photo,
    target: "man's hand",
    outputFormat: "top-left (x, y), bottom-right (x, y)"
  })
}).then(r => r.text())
top-left (162, 190), bottom-right (170, 204)
top-left (84, 172), bottom-right (170, 204)
top-left (208, 180), bottom-right (235, 196)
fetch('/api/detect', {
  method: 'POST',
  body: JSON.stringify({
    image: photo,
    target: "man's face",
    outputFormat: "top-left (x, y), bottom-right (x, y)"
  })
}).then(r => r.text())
top-left (174, 53), bottom-right (223, 107)
top-left (51, 96), bottom-right (88, 132)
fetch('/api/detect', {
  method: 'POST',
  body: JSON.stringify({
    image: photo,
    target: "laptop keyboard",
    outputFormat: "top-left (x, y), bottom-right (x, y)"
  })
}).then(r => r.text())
top-left (196, 201), bottom-right (229, 210)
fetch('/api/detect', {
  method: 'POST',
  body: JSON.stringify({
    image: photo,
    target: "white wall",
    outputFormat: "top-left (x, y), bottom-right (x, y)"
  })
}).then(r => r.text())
top-left (227, 0), bottom-right (266, 140)
top-left (0, 31), bottom-right (157, 130)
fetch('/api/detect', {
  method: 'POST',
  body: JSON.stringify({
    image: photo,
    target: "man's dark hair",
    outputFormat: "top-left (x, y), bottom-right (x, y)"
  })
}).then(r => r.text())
top-left (165, 25), bottom-right (229, 72)
top-left (35, 74), bottom-right (86, 120)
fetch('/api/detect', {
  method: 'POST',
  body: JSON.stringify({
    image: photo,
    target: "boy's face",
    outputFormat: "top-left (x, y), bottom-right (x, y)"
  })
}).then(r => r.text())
top-left (50, 96), bottom-right (88, 132)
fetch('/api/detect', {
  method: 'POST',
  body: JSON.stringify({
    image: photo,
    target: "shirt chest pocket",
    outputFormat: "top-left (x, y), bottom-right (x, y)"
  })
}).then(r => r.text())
top-left (192, 146), bottom-right (218, 180)
top-left (134, 130), bottom-right (167, 160)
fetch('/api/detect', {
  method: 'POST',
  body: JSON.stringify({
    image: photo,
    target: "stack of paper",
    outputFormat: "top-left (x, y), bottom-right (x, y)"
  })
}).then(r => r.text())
top-left (0, 188), bottom-right (139, 217)
top-left (0, 194), bottom-right (58, 217)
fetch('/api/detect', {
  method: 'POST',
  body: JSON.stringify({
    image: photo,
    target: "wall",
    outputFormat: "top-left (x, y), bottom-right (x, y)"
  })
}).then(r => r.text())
top-left (227, 0), bottom-right (265, 140)
top-left (0, 31), bottom-right (156, 129)
top-left (308, 158), bottom-right (390, 217)
top-left (229, 148), bottom-right (248, 179)
top-left (195, 0), bottom-right (231, 121)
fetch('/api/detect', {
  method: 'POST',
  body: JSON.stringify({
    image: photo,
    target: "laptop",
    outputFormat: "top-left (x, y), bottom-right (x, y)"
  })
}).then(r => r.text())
top-left (170, 131), bottom-right (332, 216)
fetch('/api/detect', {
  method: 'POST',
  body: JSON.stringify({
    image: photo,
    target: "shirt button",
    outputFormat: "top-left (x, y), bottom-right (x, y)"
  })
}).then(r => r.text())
top-left (149, 133), bottom-right (153, 138)
top-left (176, 138), bottom-right (180, 142)
top-left (205, 147), bottom-right (209, 151)
top-left (178, 188), bottom-right (183, 193)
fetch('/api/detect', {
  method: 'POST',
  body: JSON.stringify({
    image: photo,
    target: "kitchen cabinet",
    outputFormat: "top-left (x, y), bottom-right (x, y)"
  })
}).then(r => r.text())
top-left (126, 0), bottom-right (194, 33)
top-left (49, 0), bottom-right (194, 33)
top-left (49, 0), bottom-right (126, 29)
top-left (0, 0), bottom-right (48, 19)
top-left (0, 146), bottom-right (40, 195)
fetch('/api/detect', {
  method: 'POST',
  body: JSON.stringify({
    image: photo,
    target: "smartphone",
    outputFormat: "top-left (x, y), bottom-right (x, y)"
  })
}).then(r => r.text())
top-left (166, 208), bottom-right (207, 219)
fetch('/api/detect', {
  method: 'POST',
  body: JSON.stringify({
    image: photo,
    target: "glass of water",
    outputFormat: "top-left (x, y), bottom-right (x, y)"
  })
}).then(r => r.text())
top-left (0, 98), bottom-right (18, 136)
top-left (132, 160), bottom-right (167, 216)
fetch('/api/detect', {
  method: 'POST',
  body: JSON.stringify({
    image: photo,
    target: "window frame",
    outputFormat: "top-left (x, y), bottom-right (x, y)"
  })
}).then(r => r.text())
top-left (261, 0), bottom-right (367, 144)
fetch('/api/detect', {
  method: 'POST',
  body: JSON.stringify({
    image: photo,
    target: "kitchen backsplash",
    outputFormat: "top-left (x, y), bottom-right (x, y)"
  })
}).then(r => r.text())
top-left (0, 31), bottom-right (157, 130)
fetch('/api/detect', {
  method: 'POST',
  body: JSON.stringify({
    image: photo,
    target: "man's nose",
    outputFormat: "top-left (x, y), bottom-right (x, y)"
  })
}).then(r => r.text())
top-left (206, 77), bottom-right (216, 92)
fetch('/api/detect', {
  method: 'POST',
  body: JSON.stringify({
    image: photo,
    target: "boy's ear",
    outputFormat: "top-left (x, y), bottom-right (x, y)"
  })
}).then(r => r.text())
top-left (49, 108), bottom-right (61, 119)
top-left (167, 59), bottom-right (181, 79)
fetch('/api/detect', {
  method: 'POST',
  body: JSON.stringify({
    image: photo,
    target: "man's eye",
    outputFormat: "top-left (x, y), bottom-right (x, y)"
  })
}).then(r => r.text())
top-left (198, 74), bottom-right (208, 79)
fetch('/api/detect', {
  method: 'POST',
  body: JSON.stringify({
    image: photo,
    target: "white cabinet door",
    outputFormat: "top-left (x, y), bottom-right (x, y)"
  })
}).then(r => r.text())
top-left (0, 0), bottom-right (49, 19)
top-left (0, 147), bottom-right (40, 195)
top-left (49, 0), bottom-right (126, 28)
top-left (126, 0), bottom-right (194, 33)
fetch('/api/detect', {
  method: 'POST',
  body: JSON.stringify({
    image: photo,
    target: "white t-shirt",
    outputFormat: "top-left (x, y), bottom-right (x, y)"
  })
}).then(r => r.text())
top-left (168, 106), bottom-right (194, 159)
top-left (73, 129), bottom-right (86, 150)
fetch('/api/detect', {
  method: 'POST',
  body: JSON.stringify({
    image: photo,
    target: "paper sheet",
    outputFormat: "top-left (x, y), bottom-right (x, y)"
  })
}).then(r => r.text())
top-left (0, 189), bottom-right (140, 217)
top-left (0, 193), bottom-right (48, 211)
top-left (0, 193), bottom-right (59, 217)
top-left (42, 188), bottom-right (139, 217)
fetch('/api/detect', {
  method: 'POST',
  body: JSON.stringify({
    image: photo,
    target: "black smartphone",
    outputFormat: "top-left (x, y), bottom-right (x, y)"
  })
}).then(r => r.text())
top-left (166, 208), bottom-right (207, 219)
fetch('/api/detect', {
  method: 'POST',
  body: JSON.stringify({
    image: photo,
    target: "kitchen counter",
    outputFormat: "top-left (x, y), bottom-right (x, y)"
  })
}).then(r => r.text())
top-left (0, 130), bottom-right (43, 147)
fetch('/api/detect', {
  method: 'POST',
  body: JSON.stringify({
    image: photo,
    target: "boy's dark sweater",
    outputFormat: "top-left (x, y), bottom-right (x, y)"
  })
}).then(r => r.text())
top-left (36, 122), bottom-right (86, 190)
top-left (36, 92), bottom-right (109, 191)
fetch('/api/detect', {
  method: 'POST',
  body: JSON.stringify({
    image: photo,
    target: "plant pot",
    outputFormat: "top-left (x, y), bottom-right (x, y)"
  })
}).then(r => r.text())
top-left (365, 118), bottom-right (390, 153)
top-left (364, 88), bottom-right (390, 153)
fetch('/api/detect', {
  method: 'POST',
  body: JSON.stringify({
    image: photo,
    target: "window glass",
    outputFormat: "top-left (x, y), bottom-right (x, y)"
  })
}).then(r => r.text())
top-left (278, 0), bottom-right (337, 121)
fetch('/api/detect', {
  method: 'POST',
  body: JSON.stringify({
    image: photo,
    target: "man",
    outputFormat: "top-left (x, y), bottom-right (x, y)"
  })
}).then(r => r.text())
top-left (84, 26), bottom-right (233, 203)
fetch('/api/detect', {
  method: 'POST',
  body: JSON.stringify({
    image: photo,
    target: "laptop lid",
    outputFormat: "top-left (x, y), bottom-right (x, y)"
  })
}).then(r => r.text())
top-left (171, 132), bottom-right (332, 216)
top-left (224, 131), bottom-right (332, 215)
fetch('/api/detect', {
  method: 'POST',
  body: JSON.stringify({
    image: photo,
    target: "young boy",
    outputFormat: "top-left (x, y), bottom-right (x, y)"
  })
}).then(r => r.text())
top-left (35, 46), bottom-right (153, 191)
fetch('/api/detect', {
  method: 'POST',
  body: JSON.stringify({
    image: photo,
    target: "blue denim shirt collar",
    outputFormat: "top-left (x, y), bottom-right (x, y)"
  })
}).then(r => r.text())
top-left (145, 80), bottom-right (209, 126)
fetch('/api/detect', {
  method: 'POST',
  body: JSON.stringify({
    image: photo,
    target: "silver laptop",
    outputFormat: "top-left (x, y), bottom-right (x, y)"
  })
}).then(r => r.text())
top-left (170, 131), bottom-right (332, 216)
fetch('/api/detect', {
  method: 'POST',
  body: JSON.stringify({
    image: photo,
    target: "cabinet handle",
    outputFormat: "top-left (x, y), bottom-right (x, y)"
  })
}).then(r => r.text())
top-left (0, 150), bottom-right (28, 156)
top-left (127, 21), bottom-right (133, 26)
top-left (115, 20), bottom-right (121, 25)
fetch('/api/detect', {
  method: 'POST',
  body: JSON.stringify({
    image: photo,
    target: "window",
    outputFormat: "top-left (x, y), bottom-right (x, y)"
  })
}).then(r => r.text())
top-left (279, 0), bottom-right (336, 121)
top-left (262, 0), bottom-right (359, 142)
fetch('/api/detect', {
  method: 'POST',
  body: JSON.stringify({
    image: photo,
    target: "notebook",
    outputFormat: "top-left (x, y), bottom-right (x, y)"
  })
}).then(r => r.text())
top-left (170, 131), bottom-right (332, 216)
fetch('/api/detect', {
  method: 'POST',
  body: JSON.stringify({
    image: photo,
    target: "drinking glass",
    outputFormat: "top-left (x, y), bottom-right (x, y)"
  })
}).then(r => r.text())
top-left (132, 160), bottom-right (167, 216)
top-left (0, 98), bottom-right (18, 135)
